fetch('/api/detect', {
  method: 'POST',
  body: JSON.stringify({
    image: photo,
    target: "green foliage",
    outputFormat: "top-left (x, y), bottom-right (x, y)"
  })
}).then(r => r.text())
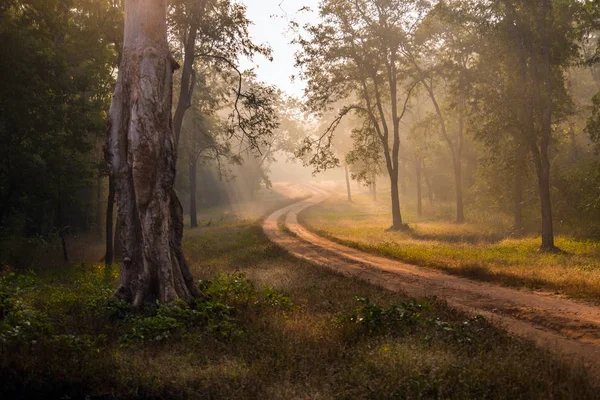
top-left (262, 285), bottom-right (294, 311)
top-left (586, 91), bottom-right (600, 144)
top-left (339, 296), bottom-right (490, 349)
top-left (120, 273), bottom-right (295, 345)
top-left (339, 296), bottom-right (430, 334)
top-left (0, 0), bottom-right (119, 236)
top-left (122, 314), bottom-right (183, 344)
top-left (199, 272), bottom-right (257, 307)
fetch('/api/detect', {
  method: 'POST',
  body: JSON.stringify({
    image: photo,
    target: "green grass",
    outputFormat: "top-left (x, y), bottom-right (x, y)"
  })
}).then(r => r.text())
top-left (0, 196), bottom-right (598, 398)
top-left (301, 193), bottom-right (600, 302)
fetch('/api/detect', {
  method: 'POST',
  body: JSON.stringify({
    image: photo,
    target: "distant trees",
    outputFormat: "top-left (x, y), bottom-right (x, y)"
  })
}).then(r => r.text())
top-left (295, 0), bottom-right (599, 251)
top-left (0, 0), bottom-right (117, 245)
top-left (168, 0), bottom-right (279, 228)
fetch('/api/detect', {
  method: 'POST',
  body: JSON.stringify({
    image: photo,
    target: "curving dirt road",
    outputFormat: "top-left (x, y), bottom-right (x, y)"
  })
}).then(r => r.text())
top-left (263, 184), bottom-right (600, 376)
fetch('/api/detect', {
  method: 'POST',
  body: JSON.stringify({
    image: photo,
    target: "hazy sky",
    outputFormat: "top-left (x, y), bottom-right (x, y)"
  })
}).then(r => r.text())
top-left (240, 0), bottom-right (320, 98)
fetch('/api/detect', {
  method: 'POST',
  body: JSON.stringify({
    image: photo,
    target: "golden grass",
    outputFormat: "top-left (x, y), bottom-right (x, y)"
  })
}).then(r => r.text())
top-left (301, 194), bottom-right (600, 302)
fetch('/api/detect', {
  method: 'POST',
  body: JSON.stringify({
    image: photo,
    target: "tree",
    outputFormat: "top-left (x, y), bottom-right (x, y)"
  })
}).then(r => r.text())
top-left (106, 0), bottom-right (199, 306)
top-left (404, 1), bottom-right (481, 223)
top-left (169, 0), bottom-right (271, 146)
top-left (295, 0), bottom-right (425, 230)
top-left (0, 0), bottom-right (116, 242)
top-left (472, 0), bottom-right (580, 250)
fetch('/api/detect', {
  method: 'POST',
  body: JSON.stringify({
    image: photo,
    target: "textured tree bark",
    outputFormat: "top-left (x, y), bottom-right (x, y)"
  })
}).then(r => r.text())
top-left (190, 158), bottom-right (198, 228)
top-left (344, 163), bottom-right (352, 203)
top-left (106, 0), bottom-right (199, 306)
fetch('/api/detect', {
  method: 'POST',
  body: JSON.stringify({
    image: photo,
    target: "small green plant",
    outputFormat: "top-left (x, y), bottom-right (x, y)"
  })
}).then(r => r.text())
top-left (340, 297), bottom-right (430, 334)
top-left (121, 314), bottom-right (182, 344)
top-left (199, 273), bottom-right (256, 307)
top-left (262, 285), bottom-right (294, 311)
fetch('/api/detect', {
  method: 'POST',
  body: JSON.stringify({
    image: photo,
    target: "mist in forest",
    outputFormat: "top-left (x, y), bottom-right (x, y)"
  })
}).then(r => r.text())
top-left (3, 0), bottom-right (600, 397)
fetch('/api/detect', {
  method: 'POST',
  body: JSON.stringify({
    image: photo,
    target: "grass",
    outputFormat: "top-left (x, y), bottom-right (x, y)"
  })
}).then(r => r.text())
top-left (0, 193), bottom-right (598, 398)
top-left (301, 192), bottom-right (600, 303)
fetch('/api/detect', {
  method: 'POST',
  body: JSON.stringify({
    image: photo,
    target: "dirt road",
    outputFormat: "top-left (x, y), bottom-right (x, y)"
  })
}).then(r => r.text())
top-left (263, 184), bottom-right (600, 375)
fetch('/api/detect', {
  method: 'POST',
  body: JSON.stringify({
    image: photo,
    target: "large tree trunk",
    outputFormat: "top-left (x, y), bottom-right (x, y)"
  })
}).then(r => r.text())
top-left (344, 163), bottom-right (352, 203)
top-left (190, 158), bottom-right (198, 228)
top-left (106, 0), bottom-right (199, 306)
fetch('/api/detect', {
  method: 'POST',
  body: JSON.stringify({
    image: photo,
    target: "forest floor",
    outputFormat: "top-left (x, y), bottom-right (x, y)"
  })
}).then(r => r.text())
top-left (282, 184), bottom-right (600, 377)
top-left (1, 185), bottom-right (599, 398)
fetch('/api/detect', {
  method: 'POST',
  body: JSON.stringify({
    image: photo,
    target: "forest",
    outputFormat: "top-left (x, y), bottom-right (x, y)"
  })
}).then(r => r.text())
top-left (2, 0), bottom-right (600, 398)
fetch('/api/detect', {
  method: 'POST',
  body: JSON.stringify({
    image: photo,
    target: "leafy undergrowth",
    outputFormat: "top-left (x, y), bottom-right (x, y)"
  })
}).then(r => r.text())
top-left (301, 196), bottom-right (600, 303)
top-left (0, 218), bottom-right (598, 398)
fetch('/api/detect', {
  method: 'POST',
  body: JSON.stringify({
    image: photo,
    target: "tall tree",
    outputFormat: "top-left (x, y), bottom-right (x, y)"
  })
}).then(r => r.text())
top-left (106, 0), bottom-right (198, 306)
top-left (296, 0), bottom-right (424, 230)
top-left (475, 0), bottom-right (580, 250)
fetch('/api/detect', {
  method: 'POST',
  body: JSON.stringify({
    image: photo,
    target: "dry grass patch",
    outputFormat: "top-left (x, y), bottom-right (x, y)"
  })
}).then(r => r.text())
top-left (301, 195), bottom-right (600, 302)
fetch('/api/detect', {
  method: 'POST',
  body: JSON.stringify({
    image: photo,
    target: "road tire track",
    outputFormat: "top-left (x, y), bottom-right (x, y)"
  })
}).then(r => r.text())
top-left (263, 185), bottom-right (600, 376)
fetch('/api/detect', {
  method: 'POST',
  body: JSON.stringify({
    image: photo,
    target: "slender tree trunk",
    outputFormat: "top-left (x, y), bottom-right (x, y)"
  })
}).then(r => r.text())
top-left (96, 172), bottom-right (104, 237)
top-left (371, 171), bottom-right (377, 201)
top-left (569, 123), bottom-right (578, 163)
top-left (400, 160), bottom-right (407, 197)
top-left (105, 174), bottom-right (115, 266)
top-left (514, 144), bottom-right (525, 233)
top-left (537, 0), bottom-right (557, 252)
top-left (173, 21), bottom-right (198, 146)
top-left (114, 213), bottom-right (122, 262)
top-left (455, 96), bottom-right (465, 224)
top-left (106, 0), bottom-right (199, 306)
top-left (344, 163), bottom-right (352, 203)
top-left (390, 171), bottom-right (403, 229)
top-left (60, 230), bottom-right (69, 263)
top-left (454, 157), bottom-right (464, 224)
top-left (415, 158), bottom-right (423, 217)
top-left (424, 166), bottom-right (433, 203)
top-left (56, 196), bottom-right (69, 264)
top-left (190, 158), bottom-right (198, 228)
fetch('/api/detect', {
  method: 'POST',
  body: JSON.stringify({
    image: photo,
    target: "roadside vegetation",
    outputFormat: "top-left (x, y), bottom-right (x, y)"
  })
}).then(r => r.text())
top-left (1, 196), bottom-right (597, 398)
top-left (302, 192), bottom-right (600, 303)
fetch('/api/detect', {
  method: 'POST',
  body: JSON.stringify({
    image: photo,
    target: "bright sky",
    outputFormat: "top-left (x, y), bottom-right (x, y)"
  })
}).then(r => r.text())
top-left (240, 0), bottom-right (320, 98)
